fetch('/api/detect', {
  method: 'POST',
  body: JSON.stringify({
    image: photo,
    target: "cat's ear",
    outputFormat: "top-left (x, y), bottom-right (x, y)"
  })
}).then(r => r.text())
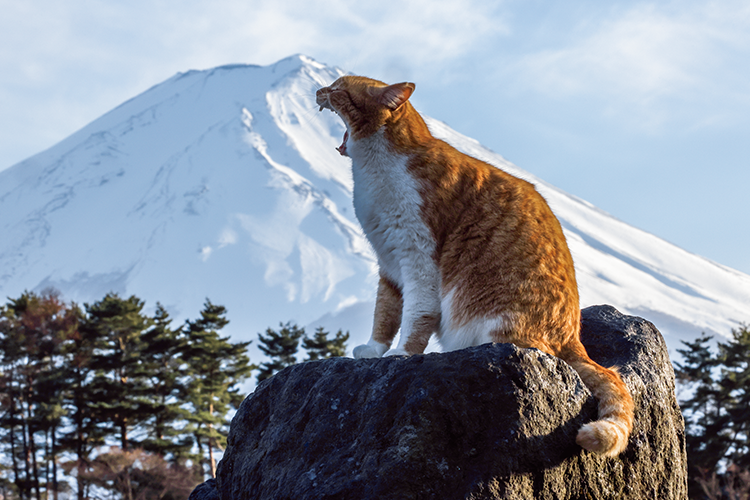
top-left (375, 82), bottom-right (415, 110)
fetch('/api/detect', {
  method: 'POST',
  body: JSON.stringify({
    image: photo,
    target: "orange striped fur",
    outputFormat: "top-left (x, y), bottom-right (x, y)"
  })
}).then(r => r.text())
top-left (316, 76), bottom-right (634, 457)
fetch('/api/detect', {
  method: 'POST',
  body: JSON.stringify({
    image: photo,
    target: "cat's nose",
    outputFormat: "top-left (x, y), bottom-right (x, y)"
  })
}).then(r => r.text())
top-left (315, 90), bottom-right (331, 111)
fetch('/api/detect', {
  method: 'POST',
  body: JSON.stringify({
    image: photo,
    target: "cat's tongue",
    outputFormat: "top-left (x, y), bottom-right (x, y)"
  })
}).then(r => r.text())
top-left (336, 130), bottom-right (349, 157)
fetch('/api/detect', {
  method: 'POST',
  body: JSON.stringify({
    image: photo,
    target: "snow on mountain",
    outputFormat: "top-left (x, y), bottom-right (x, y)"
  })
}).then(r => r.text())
top-left (1, 54), bottom-right (748, 361)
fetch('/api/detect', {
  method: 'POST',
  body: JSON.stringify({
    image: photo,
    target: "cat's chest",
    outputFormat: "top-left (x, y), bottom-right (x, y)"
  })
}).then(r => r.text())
top-left (352, 157), bottom-right (417, 225)
top-left (349, 144), bottom-right (433, 283)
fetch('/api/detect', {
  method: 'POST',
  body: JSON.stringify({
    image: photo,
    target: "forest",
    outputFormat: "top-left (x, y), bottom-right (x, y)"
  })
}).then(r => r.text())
top-left (1, 289), bottom-right (748, 499)
top-left (674, 325), bottom-right (750, 499)
top-left (0, 290), bottom-right (348, 500)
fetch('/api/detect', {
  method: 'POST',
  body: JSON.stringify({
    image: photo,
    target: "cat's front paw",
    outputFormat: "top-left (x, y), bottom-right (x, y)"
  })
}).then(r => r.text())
top-left (383, 348), bottom-right (410, 357)
top-left (353, 341), bottom-right (388, 359)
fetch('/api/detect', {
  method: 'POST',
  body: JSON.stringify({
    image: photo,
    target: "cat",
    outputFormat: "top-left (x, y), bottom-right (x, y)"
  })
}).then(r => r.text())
top-left (316, 76), bottom-right (634, 457)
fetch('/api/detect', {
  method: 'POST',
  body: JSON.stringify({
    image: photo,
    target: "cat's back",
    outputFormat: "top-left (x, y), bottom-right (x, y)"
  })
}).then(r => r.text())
top-left (410, 139), bottom-right (578, 320)
top-left (410, 139), bottom-right (562, 247)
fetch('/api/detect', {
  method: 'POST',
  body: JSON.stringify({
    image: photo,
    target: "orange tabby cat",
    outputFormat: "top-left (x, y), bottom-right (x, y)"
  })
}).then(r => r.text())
top-left (316, 76), bottom-right (634, 457)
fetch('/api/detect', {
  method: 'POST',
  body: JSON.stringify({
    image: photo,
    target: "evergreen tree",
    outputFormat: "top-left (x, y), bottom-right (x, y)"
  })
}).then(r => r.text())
top-left (717, 324), bottom-right (750, 469)
top-left (34, 361), bottom-right (68, 500)
top-left (139, 304), bottom-right (191, 461)
top-left (81, 293), bottom-right (153, 452)
top-left (675, 334), bottom-right (730, 497)
top-left (0, 291), bottom-right (78, 500)
top-left (256, 322), bottom-right (305, 383)
top-left (1, 291), bottom-right (261, 497)
top-left (58, 306), bottom-right (103, 500)
top-left (28, 293), bottom-right (77, 500)
top-left (0, 297), bottom-right (28, 499)
top-left (182, 300), bottom-right (254, 480)
top-left (302, 326), bottom-right (349, 360)
top-left (675, 326), bottom-right (750, 498)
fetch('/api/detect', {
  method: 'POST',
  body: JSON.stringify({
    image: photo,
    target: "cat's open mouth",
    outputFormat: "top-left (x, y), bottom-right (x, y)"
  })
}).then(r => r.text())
top-left (336, 130), bottom-right (349, 157)
top-left (317, 99), bottom-right (349, 157)
top-left (319, 105), bottom-right (349, 157)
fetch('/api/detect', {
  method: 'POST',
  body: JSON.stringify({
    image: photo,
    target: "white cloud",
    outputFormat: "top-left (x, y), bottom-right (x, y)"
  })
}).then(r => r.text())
top-left (1, 0), bottom-right (505, 80)
top-left (0, 0), bottom-right (508, 168)
top-left (218, 228), bottom-right (238, 248)
top-left (510, 1), bottom-right (750, 127)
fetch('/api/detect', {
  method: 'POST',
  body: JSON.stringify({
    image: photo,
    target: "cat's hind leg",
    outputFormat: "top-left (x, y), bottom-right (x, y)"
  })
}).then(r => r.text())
top-left (353, 276), bottom-right (402, 359)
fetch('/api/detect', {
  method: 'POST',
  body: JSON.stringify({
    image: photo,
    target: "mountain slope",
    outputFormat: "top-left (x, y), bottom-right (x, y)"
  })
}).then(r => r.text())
top-left (1, 55), bottom-right (748, 359)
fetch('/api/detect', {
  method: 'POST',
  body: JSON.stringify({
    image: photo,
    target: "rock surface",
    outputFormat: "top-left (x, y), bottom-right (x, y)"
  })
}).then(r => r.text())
top-left (206, 305), bottom-right (686, 499)
top-left (188, 478), bottom-right (219, 500)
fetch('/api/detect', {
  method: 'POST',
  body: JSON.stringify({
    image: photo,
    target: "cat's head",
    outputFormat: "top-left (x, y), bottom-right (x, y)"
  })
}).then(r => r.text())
top-left (316, 76), bottom-right (415, 156)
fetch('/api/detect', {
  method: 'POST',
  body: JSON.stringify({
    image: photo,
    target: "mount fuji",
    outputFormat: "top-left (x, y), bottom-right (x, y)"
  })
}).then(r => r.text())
top-left (1, 54), bottom-right (748, 360)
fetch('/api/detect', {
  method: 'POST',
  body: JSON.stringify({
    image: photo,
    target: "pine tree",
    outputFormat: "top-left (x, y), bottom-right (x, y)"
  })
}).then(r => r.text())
top-left (33, 362), bottom-right (68, 500)
top-left (182, 299), bottom-right (254, 480)
top-left (0, 297), bottom-right (28, 499)
top-left (58, 301), bottom-right (104, 500)
top-left (675, 334), bottom-right (730, 497)
top-left (139, 304), bottom-right (191, 461)
top-left (81, 293), bottom-right (153, 452)
top-left (27, 293), bottom-right (77, 500)
top-left (302, 326), bottom-right (349, 360)
top-left (675, 327), bottom-right (750, 498)
top-left (717, 324), bottom-right (750, 469)
top-left (2, 292), bottom-right (261, 496)
top-left (256, 322), bottom-right (305, 383)
top-left (0, 291), bottom-right (78, 500)
top-left (1, 295), bottom-right (32, 500)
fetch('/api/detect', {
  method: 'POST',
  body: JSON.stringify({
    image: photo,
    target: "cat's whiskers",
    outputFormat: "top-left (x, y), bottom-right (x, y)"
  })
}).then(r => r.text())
top-left (289, 83), bottom-right (344, 131)
top-left (287, 75), bottom-right (340, 127)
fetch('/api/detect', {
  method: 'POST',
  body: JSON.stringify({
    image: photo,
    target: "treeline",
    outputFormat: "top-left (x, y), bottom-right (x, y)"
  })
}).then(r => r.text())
top-left (10, 287), bottom-right (746, 500)
top-left (674, 324), bottom-right (750, 499)
top-left (0, 290), bottom-right (348, 500)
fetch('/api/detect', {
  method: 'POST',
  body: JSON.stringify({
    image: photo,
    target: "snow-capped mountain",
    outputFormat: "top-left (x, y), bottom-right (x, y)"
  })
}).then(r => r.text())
top-left (1, 55), bottom-right (748, 360)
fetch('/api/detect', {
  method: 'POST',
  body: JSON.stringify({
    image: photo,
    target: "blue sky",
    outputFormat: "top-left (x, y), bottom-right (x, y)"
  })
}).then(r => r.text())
top-left (1, 0), bottom-right (749, 276)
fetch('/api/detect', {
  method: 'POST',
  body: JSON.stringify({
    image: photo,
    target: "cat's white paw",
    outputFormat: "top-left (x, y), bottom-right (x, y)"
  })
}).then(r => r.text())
top-left (353, 342), bottom-right (388, 359)
top-left (383, 348), bottom-right (410, 357)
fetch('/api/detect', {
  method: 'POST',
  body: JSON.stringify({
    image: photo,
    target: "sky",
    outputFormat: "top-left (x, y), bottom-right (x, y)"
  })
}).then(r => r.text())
top-left (1, 0), bottom-right (749, 276)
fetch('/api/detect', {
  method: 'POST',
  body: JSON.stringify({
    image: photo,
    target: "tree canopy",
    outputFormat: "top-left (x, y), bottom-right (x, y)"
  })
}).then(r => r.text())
top-left (675, 324), bottom-right (750, 498)
top-left (0, 290), bottom-right (349, 500)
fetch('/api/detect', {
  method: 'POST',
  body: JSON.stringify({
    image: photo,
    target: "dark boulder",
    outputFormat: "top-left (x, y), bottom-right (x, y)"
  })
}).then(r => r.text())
top-left (208, 305), bottom-right (686, 499)
top-left (188, 478), bottom-right (219, 500)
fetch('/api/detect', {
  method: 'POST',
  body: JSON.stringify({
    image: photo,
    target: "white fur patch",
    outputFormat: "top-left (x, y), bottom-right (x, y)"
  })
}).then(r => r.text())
top-left (383, 347), bottom-right (410, 357)
top-left (349, 129), bottom-right (441, 350)
top-left (353, 339), bottom-right (389, 359)
top-left (438, 288), bottom-right (510, 351)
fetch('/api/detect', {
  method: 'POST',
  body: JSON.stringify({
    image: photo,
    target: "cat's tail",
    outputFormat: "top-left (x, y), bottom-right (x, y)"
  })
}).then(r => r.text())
top-left (562, 343), bottom-right (634, 457)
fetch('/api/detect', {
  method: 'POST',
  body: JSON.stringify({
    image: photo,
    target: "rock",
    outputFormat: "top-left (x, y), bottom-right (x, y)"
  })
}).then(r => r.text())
top-left (188, 478), bottom-right (219, 500)
top-left (213, 305), bottom-right (687, 499)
